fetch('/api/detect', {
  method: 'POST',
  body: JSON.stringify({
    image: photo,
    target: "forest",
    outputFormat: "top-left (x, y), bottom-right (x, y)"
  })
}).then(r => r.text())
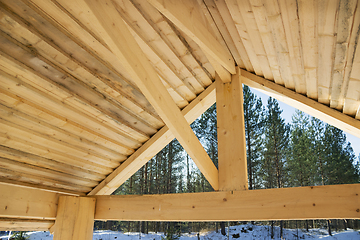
top-left (94, 86), bottom-right (360, 238)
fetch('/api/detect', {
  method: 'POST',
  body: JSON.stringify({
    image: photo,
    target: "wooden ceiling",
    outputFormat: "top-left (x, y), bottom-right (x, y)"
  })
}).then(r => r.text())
top-left (0, 0), bottom-right (359, 196)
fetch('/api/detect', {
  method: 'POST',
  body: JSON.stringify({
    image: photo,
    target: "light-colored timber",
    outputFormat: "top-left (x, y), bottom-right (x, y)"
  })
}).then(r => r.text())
top-left (53, 196), bottom-right (95, 240)
top-left (0, 0), bottom-right (359, 232)
top-left (146, 0), bottom-right (235, 75)
top-left (0, 183), bottom-right (59, 220)
top-left (241, 70), bottom-right (360, 138)
top-left (0, 218), bottom-right (54, 231)
top-left (94, 184), bottom-right (360, 221)
top-left (216, 67), bottom-right (248, 191)
top-left (89, 82), bottom-right (217, 195)
top-left (83, 0), bottom-right (219, 190)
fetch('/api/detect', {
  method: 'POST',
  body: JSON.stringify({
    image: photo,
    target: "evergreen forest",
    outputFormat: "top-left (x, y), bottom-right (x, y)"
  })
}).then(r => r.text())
top-left (94, 86), bottom-right (360, 238)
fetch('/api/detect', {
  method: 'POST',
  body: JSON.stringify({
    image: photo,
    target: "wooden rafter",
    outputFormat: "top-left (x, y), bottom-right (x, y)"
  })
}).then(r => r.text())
top-left (89, 82), bottom-right (217, 195)
top-left (241, 70), bottom-right (360, 138)
top-left (84, 0), bottom-right (219, 190)
top-left (146, 0), bottom-right (235, 77)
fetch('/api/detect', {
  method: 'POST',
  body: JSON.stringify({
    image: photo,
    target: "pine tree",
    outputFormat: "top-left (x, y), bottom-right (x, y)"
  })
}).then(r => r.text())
top-left (262, 97), bottom-right (290, 189)
top-left (243, 85), bottom-right (264, 189)
top-left (288, 110), bottom-right (316, 187)
top-left (262, 97), bottom-right (290, 239)
top-left (322, 125), bottom-right (359, 185)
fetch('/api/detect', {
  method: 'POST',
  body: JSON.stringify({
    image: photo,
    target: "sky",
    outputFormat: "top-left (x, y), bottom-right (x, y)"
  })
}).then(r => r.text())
top-left (250, 88), bottom-right (360, 160)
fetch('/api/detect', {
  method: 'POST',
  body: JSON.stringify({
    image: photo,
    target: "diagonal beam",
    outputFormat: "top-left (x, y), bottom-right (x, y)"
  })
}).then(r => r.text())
top-left (146, 0), bottom-right (236, 76)
top-left (241, 70), bottom-right (360, 138)
top-left (94, 184), bottom-right (360, 221)
top-left (89, 83), bottom-right (216, 195)
top-left (84, 0), bottom-right (219, 190)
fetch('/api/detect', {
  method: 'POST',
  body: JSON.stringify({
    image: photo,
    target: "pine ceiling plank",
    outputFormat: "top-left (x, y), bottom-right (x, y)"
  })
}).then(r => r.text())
top-left (236, 0), bottom-right (273, 80)
top-left (0, 157), bottom-right (98, 188)
top-left (0, 89), bottom-right (135, 156)
top-left (18, 0), bottom-right (135, 85)
top-left (0, 105), bottom-right (124, 161)
top-left (0, 61), bottom-right (143, 149)
top-left (225, 0), bottom-right (263, 76)
top-left (130, 0), bottom-right (213, 87)
top-left (317, 0), bottom-right (339, 105)
top-left (126, 25), bottom-right (197, 102)
top-left (0, 146), bottom-right (105, 182)
top-left (241, 70), bottom-right (360, 138)
top-left (0, 36), bottom-right (155, 141)
top-left (146, 0), bottom-right (235, 75)
top-left (0, 120), bottom-right (121, 168)
top-left (261, 0), bottom-right (295, 89)
top-left (248, 0), bottom-right (282, 84)
top-left (0, 0), bottom-right (159, 119)
top-left (195, 0), bottom-right (232, 83)
top-left (89, 82), bottom-right (216, 195)
top-left (0, 167), bottom-right (93, 193)
top-left (84, 0), bottom-right (219, 190)
top-left (113, 0), bottom-right (205, 96)
top-left (0, 130), bottom-right (113, 175)
top-left (331, 0), bottom-right (359, 110)
top-left (203, 0), bottom-right (245, 69)
top-left (212, 0), bottom-right (254, 72)
top-left (298, 0), bottom-right (318, 99)
top-left (278, 0), bottom-right (306, 95)
top-left (344, 13), bottom-right (360, 117)
top-left (0, 13), bottom-right (164, 129)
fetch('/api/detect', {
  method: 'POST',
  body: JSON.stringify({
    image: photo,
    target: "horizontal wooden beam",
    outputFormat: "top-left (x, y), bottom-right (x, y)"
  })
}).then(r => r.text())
top-left (89, 72), bottom-right (216, 195)
top-left (1, 182), bottom-right (359, 224)
top-left (94, 184), bottom-right (360, 221)
top-left (0, 183), bottom-right (61, 220)
top-left (240, 70), bottom-right (360, 138)
top-left (0, 218), bottom-right (54, 231)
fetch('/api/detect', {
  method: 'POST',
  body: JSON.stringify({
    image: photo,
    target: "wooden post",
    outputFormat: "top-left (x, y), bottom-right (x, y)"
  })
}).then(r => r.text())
top-left (216, 67), bottom-right (248, 191)
top-left (53, 196), bottom-right (96, 240)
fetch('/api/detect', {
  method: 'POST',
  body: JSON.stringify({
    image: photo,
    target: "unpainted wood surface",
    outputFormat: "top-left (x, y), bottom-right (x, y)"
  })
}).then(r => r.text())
top-left (0, 0), bottom-right (358, 198)
top-left (94, 184), bottom-right (360, 221)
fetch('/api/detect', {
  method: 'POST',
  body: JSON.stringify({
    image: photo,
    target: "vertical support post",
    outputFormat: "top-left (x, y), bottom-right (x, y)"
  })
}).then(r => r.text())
top-left (53, 196), bottom-right (96, 240)
top-left (216, 67), bottom-right (248, 191)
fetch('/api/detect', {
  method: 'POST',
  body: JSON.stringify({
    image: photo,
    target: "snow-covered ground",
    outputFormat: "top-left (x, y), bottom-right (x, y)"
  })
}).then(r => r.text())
top-left (1, 224), bottom-right (359, 240)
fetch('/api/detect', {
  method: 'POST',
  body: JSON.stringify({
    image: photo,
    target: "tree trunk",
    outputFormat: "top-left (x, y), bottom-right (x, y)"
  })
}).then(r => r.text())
top-left (306, 220), bottom-right (309, 232)
top-left (327, 220), bottom-right (332, 236)
top-left (220, 222), bottom-right (226, 236)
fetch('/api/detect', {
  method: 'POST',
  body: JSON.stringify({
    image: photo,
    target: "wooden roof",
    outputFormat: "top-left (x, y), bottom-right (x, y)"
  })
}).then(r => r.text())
top-left (0, 0), bottom-right (359, 196)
